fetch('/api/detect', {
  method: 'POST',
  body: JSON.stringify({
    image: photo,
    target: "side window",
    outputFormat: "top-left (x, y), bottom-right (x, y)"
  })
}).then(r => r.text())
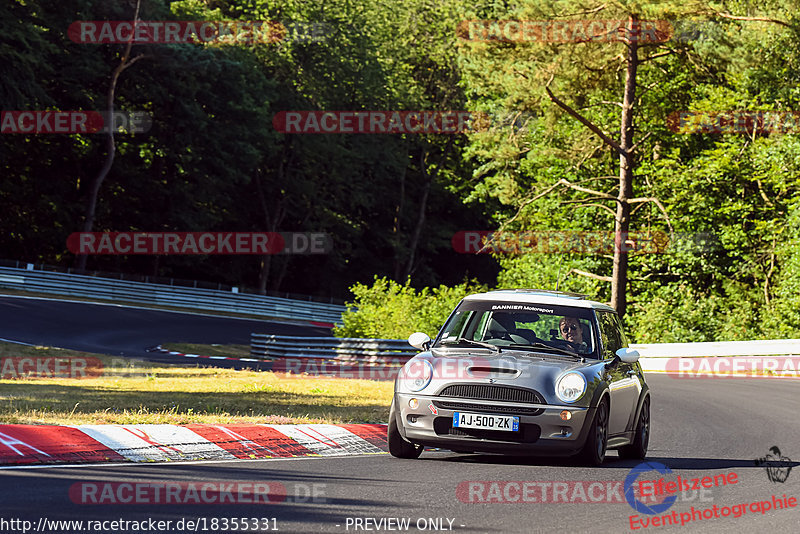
top-left (612, 314), bottom-right (629, 348)
top-left (597, 312), bottom-right (622, 359)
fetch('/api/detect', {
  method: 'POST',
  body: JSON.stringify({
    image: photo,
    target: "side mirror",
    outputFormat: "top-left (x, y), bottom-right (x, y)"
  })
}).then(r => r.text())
top-left (616, 347), bottom-right (640, 364)
top-left (408, 332), bottom-right (431, 351)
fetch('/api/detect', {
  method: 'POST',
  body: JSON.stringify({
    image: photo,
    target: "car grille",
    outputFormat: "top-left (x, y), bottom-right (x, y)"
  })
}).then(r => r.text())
top-left (432, 400), bottom-right (544, 416)
top-left (433, 417), bottom-right (540, 443)
top-left (437, 384), bottom-right (546, 404)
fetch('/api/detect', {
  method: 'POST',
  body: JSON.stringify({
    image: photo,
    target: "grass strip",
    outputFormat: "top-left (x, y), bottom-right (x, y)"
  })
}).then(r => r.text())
top-left (0, 342), bottom-right (392, 425)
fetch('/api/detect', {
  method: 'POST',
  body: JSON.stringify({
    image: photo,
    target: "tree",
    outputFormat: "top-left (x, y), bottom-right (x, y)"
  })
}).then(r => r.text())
top-left (456, 1), bottom-right (741, 316)
top-left (75, 0), bottom-right (146, 271)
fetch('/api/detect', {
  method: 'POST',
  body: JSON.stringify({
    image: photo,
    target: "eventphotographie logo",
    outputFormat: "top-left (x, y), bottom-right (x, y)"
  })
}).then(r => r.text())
top-left (624, 462), bottom-right (744, 530)
top-left (754, 446), bottom-right (793, 483)
top-left (625, 463), bottom-right (679, 515)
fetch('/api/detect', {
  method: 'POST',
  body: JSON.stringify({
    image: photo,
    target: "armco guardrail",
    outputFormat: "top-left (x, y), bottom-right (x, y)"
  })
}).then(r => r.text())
top-left (0, 266), bottom-right (346, 325)
top-left (631, 339), bottom-right (800, 357)
top-left (251, 335), bottom-right (417, 365)
top-left (632, 340), bottom-right (800, 375)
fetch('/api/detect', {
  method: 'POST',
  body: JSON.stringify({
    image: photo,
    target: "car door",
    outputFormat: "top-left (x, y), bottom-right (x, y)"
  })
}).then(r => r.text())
top-left (597, 311), bottom-right (640, 435)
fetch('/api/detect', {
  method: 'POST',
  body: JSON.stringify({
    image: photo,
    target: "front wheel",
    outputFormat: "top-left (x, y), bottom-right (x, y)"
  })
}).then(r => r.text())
top-left (388, 400), bottom-right (423, 459)
top-left (618, 398), bottom-right (649, 460)
top-left (578, 398), bottom-right (608, 466)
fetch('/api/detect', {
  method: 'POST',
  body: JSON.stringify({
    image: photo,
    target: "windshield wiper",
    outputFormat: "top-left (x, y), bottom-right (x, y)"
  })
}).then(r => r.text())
top-left (440, 338), bottom-right (502, 353)
top-left (505, 343), bottom-right (583, 358)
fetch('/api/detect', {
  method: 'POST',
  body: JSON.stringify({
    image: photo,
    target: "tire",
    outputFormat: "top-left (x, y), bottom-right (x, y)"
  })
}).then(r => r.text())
top-left (618, 398), bottom-right (649, 460)
top-left (388, 400), bottom-right (423, 459)
top-left (578, 398), bottom-right (609, 466)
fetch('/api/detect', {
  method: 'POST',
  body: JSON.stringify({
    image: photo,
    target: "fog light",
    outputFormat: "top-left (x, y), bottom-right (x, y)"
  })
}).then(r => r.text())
top-left (409, 416), bottom-right (418, 423)
top-left (560, 410), bottom-right (572, 421)
top-left (409, 398), bottom-right (419, 409)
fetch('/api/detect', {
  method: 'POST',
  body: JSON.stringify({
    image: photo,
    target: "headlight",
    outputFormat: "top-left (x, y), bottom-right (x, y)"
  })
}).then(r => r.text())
top-left (555, 372), bottom-right (586, 403)
top-left (401, 359), bottom-right (434, 392)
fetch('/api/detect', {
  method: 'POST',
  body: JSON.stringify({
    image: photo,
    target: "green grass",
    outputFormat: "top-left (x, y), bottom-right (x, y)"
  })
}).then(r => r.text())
top-left (0, 342), bottom-right (393, 425)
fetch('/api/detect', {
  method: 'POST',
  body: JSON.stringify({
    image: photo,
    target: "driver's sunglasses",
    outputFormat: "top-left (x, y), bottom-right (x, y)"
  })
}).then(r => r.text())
top-left (561, 323), bottom-right (580, 332)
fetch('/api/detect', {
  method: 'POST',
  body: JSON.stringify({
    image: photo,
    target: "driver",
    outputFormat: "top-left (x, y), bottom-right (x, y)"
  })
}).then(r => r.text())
top-left (559, 316), bottom-right (589, 353)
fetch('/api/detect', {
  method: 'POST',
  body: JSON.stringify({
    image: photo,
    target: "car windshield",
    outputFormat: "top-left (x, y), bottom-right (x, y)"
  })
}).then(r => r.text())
top-left (435, 300), bottom-right (598, 358)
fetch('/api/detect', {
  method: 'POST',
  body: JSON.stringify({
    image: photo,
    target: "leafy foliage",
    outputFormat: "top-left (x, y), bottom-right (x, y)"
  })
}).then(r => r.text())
top-left (333, 277), bottom-right (486, 339)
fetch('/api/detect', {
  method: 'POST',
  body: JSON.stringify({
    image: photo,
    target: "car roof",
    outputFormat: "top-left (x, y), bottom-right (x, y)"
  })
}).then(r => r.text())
top-left (463, 289), bottom-right (617, 313)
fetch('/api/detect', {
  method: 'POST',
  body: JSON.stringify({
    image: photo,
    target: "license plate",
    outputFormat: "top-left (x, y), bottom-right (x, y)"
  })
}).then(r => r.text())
top-left (452, 412), bottom-right (519, 432)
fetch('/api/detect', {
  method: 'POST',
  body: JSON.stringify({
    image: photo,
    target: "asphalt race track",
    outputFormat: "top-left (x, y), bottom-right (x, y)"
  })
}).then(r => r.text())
top-left (1, 295), bottom-right (798, 532)
top-left (1, 375), bottom-right (799, 533)
top-left (0, 295), bottom-right (329, 369)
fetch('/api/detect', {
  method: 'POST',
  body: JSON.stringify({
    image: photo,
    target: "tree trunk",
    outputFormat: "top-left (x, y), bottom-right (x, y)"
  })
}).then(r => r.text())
top-left (74, 0), bottom-right (143, 271)
top-left (611, 15), bottom-right (640, 317)
top-left (75, 73), bottom-right (118, 271)
top-left (271, 254), bottom-right (291, 292)
top-left (255, 176), bottom-right (286, 294)
top-left (403, 151), bottom-right (432, 280)
top-left (403, 138), bottom-right (452, 280)
top-left (256, 137), bottom-right (295, 293)
top-left (392, 145), bottom-right (409, 280)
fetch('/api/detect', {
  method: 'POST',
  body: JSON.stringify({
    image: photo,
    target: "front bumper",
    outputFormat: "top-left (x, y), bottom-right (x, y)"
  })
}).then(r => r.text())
top-left (394, 392), bottom-right (594, 455)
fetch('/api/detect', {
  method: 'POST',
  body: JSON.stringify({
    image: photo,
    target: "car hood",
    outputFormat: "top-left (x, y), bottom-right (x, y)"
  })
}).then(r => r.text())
top-left (397, 349), bottom-right (605, 405)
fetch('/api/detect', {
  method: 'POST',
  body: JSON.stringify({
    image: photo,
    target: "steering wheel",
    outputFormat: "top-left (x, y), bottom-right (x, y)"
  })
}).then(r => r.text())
top-left (549, 339), bottom-right (576, 351)
top-left (487, 331), bottom-right (531, 345)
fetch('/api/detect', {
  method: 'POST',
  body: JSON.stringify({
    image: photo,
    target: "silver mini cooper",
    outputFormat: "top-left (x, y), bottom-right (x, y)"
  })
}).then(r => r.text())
top-left (388, 289), bottom-right (650, 465)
